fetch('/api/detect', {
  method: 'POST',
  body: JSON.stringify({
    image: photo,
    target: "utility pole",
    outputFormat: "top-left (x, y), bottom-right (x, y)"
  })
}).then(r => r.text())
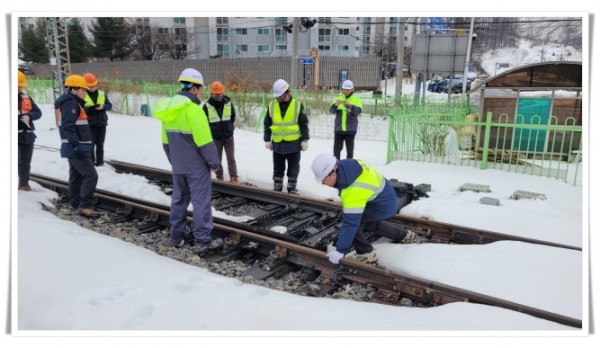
top-left (395, 17), bottom-right (406, 101)
top-left (46, 17), bottom-right (71, 100)
top-left (462, 17), bottom-right (474, 95)
top-left (290, 17), bottom-right (299, 90)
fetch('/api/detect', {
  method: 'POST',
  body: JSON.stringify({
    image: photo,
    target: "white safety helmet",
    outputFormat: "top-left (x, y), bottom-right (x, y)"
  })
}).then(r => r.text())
top-left (311, 153), bottom-right (338, 182)
top-left (273, 79), bottom-right (290, 97)
top-left (178, 68), bottom-right (204, 86)
top-left (341, 80), bottom-right (354, 90)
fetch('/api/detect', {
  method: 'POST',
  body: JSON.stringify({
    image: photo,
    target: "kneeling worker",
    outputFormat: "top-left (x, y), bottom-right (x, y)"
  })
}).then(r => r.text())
top-left (311, 153), bottom-right (416, 264)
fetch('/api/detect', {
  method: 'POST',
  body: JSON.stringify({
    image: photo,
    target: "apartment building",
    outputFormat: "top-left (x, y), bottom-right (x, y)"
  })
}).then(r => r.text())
top-left (18, 16), bottom-right (413, 60)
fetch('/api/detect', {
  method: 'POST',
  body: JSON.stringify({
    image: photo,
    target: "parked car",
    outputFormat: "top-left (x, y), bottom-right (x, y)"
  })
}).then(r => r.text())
top-left (427, 79), bottom-right (448, 93)
top-left (441, 79), bottom-right (471, 94)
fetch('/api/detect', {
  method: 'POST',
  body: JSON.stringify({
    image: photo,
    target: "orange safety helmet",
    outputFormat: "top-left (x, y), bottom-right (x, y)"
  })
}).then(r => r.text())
top-left (83, 73), bottom-right (98, 87)
top-left (18, 71), bottom-right (27, 88)
top-left (210, 81), bottom-right (225, 94)
top-left (64, 74), bottom-right (88, 89)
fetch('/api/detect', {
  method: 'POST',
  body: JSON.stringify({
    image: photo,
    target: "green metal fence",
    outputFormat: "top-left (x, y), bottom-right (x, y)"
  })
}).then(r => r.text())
top-left (388, 108), bottom-right (582, 186)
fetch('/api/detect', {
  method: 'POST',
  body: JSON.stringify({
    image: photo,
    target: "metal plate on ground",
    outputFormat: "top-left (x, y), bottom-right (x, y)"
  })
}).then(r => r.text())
top-left (459, 183), bottom-right (491, 193)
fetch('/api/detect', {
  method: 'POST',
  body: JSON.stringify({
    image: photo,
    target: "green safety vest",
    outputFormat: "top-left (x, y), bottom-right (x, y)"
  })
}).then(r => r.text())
top-left (84, 90), bottom-right (106, 107)
top-left (340, 160), bottom-right (385, 214)
top-left (332, 94), bottom-right (362, 132)
top-left (269, 99), bottom-right (301, 142)
top-left (206, 103), bottom-right (232, 123)
top-left (154, 94), bottom-right (214, 147)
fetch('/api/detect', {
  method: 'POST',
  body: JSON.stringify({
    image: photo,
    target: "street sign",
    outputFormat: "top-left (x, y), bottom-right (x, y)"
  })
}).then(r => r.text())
top-left (300, 58), bottom-right (314, 65)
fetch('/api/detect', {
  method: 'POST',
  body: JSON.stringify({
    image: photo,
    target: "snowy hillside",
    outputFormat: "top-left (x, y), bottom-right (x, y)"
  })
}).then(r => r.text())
top-left (478, 39), bottom-right (582, 77)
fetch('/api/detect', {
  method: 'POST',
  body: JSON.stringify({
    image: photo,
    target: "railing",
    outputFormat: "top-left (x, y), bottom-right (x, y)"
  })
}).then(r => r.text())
top-left (388, 109), bottom-right (582, 186)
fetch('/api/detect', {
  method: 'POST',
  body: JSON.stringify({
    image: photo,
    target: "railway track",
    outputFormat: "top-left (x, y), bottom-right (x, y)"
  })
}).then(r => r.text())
top-left (105, 159), bottom-right (581, 252)
top-left (30, 172), bottom-right (582, 328)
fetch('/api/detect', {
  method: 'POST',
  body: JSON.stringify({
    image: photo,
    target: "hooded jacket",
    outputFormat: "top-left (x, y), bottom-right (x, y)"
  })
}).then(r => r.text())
top-left (154, 91), bottom-right (220, 174)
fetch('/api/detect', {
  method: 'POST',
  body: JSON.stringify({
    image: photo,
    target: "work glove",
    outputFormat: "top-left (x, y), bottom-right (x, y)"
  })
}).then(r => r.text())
top-left (327, 250), bottom-right (344, 264)
top-left (300, 141), bottom-right (308, 151)
top-left (265, 142), bottom-right (273, 150)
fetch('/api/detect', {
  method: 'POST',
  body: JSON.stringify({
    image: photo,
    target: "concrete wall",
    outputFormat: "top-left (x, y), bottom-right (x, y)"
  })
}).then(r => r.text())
top-left (31, 56), bottom-right (382, 89)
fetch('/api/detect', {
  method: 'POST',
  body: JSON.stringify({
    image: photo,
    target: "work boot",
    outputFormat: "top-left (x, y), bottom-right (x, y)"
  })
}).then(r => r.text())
top-left (287, 177), bottom-right (298, 194)
top-left (216, 175), bottom-right (224, 181)
top-left (229, 176), bottom-right (239, 184)
top-left (160, 238), bottom-right (185, 248)
top-left (18, 186), bottom-right (32, 191)
top-left (192, 237), bottom-right (224, 253)
top-left (77, 208), bottom-right (101, 220)
top-left (348, 250), bottom-right (378, 264)
top-left (273, 176), bottom-right (283, 192)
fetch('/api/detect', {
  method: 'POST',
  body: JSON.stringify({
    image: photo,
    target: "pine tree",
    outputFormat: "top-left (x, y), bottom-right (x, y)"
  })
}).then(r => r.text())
top-left (19, 19), bottom-right (49, 64)
top-left (89, 17), bottom-right (133, 61)
top-left (67, 18), bottom-right (92, 63)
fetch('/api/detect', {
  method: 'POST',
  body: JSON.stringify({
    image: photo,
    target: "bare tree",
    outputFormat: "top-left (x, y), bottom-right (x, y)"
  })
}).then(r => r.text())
top-left (129, 21), bottom-right (161, 60)
top-left (156, 27), bottom-right (188, 60)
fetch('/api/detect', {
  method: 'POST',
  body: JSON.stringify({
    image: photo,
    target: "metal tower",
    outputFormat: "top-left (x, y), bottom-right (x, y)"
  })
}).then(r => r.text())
top-left (46, 17), bottom-right (71, 100)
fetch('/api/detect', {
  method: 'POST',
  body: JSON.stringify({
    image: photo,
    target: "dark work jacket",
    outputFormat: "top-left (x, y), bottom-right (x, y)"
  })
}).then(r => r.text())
top-left (202, 95), bottom-right (236, 139)
top-left (334, 159), bottom-right (398, 253)
top-left (84, 89), bottom-right (113, 127)
top-left (263, 97), bottom-right (310, 154)
top-left (59, 93), bottom-right (94, 159)
top-left (18, 93), bottom-right (42, 144)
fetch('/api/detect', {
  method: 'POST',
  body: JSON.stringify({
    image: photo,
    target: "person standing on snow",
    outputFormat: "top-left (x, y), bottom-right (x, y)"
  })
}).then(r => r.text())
top-left (330, 79), bottom-right (362, 160)
top-left (82, 73), bottom-right (112, 166)
top-left (17, 70), bottom-right (42, 191)
top-left (154, 68), bottom-right (224, 253)
top-left (202, 81), bottom-right (239, 183)
top-left (263, 79), bottom-right (309, 194)
top-left (58, 75), bottom-right (100, 219)
top-left (311, 153), bottom-right (417, 264)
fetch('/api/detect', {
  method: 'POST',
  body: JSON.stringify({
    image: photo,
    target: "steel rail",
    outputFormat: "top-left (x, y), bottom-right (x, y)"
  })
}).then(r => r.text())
top-left (30, 173), bottom-right (583, 329)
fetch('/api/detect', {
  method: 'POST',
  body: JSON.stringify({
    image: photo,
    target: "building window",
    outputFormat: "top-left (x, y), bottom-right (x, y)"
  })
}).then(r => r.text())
top-left (275, 17), bottom-right (287, 25)
top-left (321, 17), bottom-right (332, 24)
top-left (390, 17), bottom-right (398, 23)
top-left (257, 44), bottom-right (270, 52)
top-left (217, 44), bottom-right (229, 56)
top-left (362, 17), bottom-right (371, 23)
top-left (275, 44), bottom-right (287, 50)
top-left (337, 28), bottom-right (350, 36)
top-left (174, 17), bottom-right (185, 25)
top-left (390, 26), bottom-right (398, 34)
top-left (275, 28), bottom-right (287, 42)
top-left (157, 27), bottom-right (169, 34)
top-left (361, 46), bottom-right (370, 55)
top-left (235, 44), bottom-right (248, 52)
top-left (363, 26), bottom-right (371, 35)
top-left (336, 45), bottom-right (349, 51)
top-left (174, 27), bottom-right (186, 40)
top-left (258, 28), bottom-right (270, 35)
top-left (235, 28), bottom-right (247, 35)
top-left (362, 36), bottom-right (370, 45)
top-left (217, 17), bottom-right (228, 25)
top-left (318, 28), bottom-right (331, 42)
top-left (217, 28), bottom-right (229, 41)
top-left (318, 45), bottom-right (330, 51)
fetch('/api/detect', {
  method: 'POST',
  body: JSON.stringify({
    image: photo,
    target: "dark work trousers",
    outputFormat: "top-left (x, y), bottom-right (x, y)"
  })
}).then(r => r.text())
top-left (273, 151), bottom-right (301, 180)
top-left (214, 136), bottom-right (238, 179)
top-left (351, 217), bottom-right (408, 254)
top-left (90, 125), bottom-right (107, 165)
top-left (333, 133), bottom-right (356, 160)
top-left (170, 172), bottom-right (213, 243)
top-left (18, 143), bottom-right (34, 187)
top-left (67, 157), bottom-right (99, 209)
